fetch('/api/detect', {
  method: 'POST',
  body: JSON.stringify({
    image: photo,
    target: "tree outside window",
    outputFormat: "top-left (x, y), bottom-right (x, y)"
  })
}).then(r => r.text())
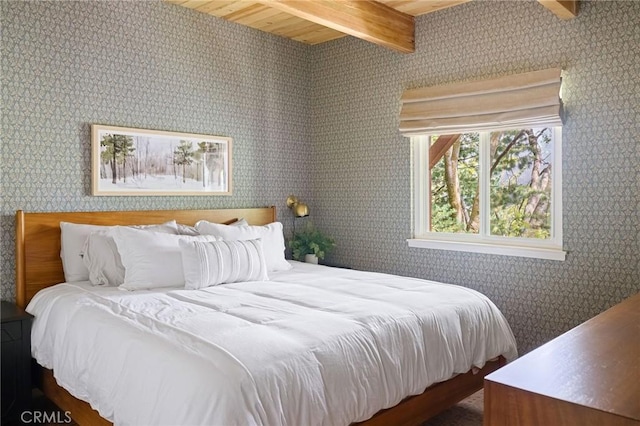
top-left (412, 126), bottom-right (562, 259)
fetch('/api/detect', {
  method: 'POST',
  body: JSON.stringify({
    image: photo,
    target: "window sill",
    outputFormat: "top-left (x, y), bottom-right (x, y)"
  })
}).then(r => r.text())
top-left (407, 238), bottom-right (566, 261)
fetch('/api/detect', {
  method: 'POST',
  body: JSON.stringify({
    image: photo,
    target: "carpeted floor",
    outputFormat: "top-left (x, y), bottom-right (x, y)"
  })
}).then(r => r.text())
top-left (422, 389), bottom-right (484, 426)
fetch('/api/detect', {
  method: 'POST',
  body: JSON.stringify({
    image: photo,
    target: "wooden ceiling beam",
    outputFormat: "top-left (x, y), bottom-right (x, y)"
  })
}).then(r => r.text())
top-left (255, 0), bottom-right (415, 53)
top-left (537, 0), bottom-right (579, 19)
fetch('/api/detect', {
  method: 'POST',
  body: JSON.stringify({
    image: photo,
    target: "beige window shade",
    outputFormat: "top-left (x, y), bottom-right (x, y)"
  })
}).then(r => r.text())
top-left (399, 68), bottom-right (563, 136)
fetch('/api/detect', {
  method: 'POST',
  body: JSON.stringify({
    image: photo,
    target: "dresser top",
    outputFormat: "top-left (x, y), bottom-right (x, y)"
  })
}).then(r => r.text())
top-left (486, 292), bottom-right (640, 421)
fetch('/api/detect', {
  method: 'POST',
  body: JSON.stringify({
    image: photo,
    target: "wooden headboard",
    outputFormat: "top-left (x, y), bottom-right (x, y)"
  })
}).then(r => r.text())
top-left (15, 207), bottom-right (276, 308)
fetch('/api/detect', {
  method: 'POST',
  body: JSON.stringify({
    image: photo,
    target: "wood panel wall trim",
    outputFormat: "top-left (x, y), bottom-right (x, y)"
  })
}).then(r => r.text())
top-left (256, 0), bottom-right (415, 53)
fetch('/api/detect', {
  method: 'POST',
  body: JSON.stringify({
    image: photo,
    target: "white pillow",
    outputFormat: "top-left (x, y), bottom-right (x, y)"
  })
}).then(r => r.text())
top-left (195, 221), bottom-right (291, 272)
top-left (112, 227), bottom-right (218, 290)
top-left (82, 230), bottom-right (125, 286)
top-left (176, 223), bottom-right (200, 236)
top-left (82, 223), bottom-right (178, 287)
top-left (180, 239), bottom-right (268, 289)
top-left (60, 221), bottom-right (178, 283)
top-left (177, 218), bottom-right (249, 236)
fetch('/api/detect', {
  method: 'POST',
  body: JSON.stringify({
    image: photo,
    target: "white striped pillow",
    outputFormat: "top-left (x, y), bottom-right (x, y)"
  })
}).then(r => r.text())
top-left (179, 238), bottom-right (269, 289)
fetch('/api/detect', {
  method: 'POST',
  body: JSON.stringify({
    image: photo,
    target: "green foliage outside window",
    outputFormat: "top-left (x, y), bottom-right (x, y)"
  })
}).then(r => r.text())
top-left (431, 132), bottom-right (479, 234)
top-left (430, 128), bottom-right (553, 239)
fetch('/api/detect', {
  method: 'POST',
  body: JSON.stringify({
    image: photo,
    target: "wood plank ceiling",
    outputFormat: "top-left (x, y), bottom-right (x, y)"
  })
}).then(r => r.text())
top-left (166, 0), bottom-right (579, 53)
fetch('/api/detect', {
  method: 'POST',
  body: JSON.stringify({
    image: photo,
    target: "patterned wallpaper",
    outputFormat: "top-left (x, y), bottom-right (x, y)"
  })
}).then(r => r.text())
top-left (1, 0), bottom-right (638, 355)
top-left (310, 0), bottom-right (639, 353)
top-left (0, 1), bottom-right (312, 300)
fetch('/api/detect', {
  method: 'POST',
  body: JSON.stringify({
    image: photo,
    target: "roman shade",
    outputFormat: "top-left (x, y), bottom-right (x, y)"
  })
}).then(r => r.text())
top-left (399, 68), bottom-right (563, 136)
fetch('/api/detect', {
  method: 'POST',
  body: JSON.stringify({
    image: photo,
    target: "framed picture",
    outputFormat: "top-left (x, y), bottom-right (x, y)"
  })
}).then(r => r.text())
top-left (91, 125), bottom-right (232, 196)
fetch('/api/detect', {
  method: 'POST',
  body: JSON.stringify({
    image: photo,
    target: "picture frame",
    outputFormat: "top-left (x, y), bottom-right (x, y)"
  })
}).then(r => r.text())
top-left (91, 125), bottom-right (232, 196)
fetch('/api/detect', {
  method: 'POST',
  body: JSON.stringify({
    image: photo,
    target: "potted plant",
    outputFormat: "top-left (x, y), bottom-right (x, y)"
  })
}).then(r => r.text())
top-left (289, 223), bottom-right (335, 264)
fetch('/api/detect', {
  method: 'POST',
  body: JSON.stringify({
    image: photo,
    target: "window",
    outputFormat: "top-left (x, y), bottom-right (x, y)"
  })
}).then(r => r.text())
top-left (400, 68), bottom-right (565, 260)
top-left (409, 127), bottom-right (564, 260)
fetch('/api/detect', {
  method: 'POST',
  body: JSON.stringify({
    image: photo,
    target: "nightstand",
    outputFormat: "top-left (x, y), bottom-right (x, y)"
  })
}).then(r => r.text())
top-left (1, 301), bottom-right (33, 422)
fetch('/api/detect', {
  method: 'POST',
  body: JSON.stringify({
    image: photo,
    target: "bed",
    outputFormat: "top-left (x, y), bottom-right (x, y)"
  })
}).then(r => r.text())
top-left (15, 207), bottom-right (517, 426)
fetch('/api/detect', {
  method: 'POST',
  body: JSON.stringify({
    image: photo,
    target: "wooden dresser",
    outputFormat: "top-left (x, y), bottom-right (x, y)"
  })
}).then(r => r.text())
top-left (484, 292), bottom-right (640, 426)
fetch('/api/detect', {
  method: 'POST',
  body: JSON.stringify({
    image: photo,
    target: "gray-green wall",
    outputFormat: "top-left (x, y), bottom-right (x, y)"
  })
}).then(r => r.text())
top-left (2, 0), bottom-right (638, 354)
top-left (1, 0), bottom-right (312, 301)
top-left (310, 0), bottom-right (639, 353)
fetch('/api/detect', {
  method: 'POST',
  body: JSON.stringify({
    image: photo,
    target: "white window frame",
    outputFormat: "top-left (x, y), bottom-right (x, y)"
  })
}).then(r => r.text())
top-left (408, 128), bottom-right (565, 261)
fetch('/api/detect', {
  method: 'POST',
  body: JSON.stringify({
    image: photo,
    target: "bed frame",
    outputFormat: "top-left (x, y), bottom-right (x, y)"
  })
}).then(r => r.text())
top-left (15, 207), bottom-right (504, 426)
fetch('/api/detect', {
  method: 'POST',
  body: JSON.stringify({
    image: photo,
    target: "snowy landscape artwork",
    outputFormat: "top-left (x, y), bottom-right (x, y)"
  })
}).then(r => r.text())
top-left (91, 125), bottom-right (232, 196)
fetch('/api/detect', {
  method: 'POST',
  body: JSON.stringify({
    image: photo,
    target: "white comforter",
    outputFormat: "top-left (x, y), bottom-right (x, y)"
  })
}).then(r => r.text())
top-left (27, 261), bottom-right (517, 426)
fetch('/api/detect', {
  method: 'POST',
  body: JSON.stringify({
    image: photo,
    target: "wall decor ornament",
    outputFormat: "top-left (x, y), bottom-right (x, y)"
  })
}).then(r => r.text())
top-left (91, 124), bottom-right (232, 196)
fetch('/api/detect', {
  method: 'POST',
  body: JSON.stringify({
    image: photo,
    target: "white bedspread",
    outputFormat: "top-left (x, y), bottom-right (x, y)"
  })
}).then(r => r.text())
top-left (27, 261), bottom-right (517, 426)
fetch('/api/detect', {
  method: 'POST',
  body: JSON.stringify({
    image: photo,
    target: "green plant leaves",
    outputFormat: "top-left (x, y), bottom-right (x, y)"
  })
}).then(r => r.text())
top-left (289, 222), bottom-right (335, 260)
